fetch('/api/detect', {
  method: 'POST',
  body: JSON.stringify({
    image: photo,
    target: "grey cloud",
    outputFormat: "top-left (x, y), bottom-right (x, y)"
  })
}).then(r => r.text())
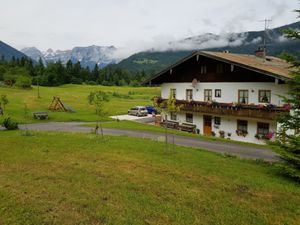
top-left (0, 0), bottom-right (297, 58)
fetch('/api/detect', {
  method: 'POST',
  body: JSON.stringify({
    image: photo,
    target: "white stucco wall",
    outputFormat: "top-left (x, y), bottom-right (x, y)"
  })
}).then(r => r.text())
top-left (162, 110), bottom-right (277, 144)
top-left (162, 82), bottom-right (289, 106)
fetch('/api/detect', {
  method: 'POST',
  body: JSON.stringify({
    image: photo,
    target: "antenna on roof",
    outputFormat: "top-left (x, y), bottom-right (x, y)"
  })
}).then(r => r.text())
top-left (256, 19), bottom-right (272, 58)
top-left (261, 19), bottom-right (272, 51)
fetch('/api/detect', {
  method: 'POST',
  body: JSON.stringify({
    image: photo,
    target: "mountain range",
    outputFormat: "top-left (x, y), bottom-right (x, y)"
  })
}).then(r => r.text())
top-left (1, 21), bottom-right (300, 74)
top-left (20, 45), bottom-right (119, 68)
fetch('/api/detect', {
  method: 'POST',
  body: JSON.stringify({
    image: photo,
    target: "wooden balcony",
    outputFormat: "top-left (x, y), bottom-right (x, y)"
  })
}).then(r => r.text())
top-left (154, 97), bottom-right (290, 120)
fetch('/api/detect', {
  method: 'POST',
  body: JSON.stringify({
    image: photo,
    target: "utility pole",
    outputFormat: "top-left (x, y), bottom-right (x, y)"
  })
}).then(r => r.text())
top-left (260, 19), bottom-right (272, 53)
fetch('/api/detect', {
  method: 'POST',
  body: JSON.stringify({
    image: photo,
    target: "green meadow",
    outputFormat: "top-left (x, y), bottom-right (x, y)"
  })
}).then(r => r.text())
top-left (0, 84), bottom-right (160, 123)
top-left (0, 131), bottom-right (299, 225)
top-left (1, 85), bottom-right (299, 225)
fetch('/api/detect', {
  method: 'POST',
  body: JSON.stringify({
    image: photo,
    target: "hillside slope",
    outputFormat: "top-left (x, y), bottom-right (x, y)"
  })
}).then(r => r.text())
top-left (115, 22), bottom-right (300, 74)
top-left (0, 40), bottom-right (29, 60)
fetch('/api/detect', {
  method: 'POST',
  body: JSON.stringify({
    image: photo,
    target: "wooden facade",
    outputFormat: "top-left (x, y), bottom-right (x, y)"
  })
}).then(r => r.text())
top-left (144, 51), bottom-right (290, 85)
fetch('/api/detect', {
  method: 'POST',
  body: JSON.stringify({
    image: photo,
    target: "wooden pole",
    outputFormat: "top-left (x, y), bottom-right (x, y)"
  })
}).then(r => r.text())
top-left (37, 76), bottom-right (41, 99)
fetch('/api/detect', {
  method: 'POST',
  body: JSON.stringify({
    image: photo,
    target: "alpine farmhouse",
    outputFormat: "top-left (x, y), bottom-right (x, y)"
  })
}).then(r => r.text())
top-left (145, 50), bottom-right (292, 144)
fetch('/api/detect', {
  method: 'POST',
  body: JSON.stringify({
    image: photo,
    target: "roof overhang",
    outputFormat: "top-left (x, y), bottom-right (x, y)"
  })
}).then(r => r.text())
top-left (143, 51), bottom-right (292, 85)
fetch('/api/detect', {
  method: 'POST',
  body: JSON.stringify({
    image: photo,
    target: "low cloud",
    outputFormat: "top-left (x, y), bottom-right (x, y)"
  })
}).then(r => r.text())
top-left (112, 32), bottom-right (250, 59)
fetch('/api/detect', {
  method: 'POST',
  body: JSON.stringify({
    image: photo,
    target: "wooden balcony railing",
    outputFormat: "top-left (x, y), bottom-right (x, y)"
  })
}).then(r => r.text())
top-left (154, 97), bottom-right (290, 120)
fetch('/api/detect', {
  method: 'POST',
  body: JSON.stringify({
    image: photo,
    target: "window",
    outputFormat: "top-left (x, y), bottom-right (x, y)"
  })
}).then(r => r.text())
top-left (237, 120), bottom-right (248, 132)
top-left (186, 89), bottom-right (193, 101)
top-left (170, 88), bottom-right (176, 99)
top-left (171, 112), bottom-right (177, 121)
top-left (238, 90), bottom-right (249, 104)
top-left (186, 113), bottom-right (193, 123)
top-left (214, 117), bottom-right (221, 125)
top-left (204, 89), bottom-right (212, 101)
top-left (231, 64), bottom-right (234, 72)
top-left (201, 65), bottom-right (207, 74)
top-left (216, 64), bottom-right (223, 73)
top-left (259, 90), bottom-right (271, 103)
top-left (215, 89), bottom-right (221, 98)
top-left (257, 122), bottom-right (270, 135)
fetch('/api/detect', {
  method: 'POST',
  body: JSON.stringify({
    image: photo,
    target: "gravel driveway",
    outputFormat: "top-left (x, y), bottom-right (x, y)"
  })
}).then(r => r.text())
top-left (14, 122), bottom-right (279, 162)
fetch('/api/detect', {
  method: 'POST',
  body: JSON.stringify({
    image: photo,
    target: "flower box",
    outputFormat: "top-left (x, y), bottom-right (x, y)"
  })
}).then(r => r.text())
top-left (236, 129), bottom-right (248, 137)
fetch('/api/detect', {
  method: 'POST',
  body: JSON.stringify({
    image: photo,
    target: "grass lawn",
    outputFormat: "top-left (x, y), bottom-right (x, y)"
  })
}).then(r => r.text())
top-left (84, 120), bottom-right (269, 148)
top-left (0, 131), bottom-right (299, 225)
top-left (0, 84), bottom-right (160, 123)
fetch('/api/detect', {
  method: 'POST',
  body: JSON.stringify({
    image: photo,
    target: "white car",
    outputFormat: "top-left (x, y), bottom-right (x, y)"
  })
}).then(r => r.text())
top-left (128, 106), bottom-right (148, 117)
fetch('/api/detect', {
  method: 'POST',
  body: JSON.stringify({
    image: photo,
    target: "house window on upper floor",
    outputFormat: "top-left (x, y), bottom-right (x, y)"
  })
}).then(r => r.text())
top-left (216, 64), bottom-right (223, 74)
top-left (238, 90), bottom-right (249, 104)
top-left (258, 90), bottom-right (271, 103)
top-left (186, 89), bottom-right (193, 101)
top-left (237, 120), bottom-right (248, 133)
top-left (204, 89), bottom-right (212, 102)
top-left (257, 122), bottom-right (270, 135)
top-left (186, 113), bottom-right (193, 123)
top-left (214, 117), bottom-right (221, 125)
top-left (201, 65), bottom-right (207, 74)
top-left (215, 89), bottom-right (221, 98)
top-left (170, 88), bottom-right (176, 99)
top-left (170, 112), bottom-right (177, 121)
top-left (231, 64), bottom-right (234, 72)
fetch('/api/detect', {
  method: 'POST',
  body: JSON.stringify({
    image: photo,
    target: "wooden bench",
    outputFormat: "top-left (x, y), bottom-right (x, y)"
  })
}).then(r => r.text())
top-left (178, 123), bottom-right (197, 133)
top-left (160, 120), bottom-right (179, 129)
top-left (33, 112), bottom-right (49, 120)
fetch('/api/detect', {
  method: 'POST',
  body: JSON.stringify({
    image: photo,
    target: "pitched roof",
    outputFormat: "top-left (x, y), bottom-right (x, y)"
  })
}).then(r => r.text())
top-left (144, 51), bottom-right (292, 85)
top-left (201, 51), bottom-right (291, 79)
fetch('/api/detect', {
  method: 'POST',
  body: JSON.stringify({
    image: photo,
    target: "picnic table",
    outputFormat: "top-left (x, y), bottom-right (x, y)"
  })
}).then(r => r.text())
top-left (33, 112), bottom-right (49, 120)
top-left (160, 120), bottom-right (179, 129)
top-left (178, 123), bottom-right (196, 133)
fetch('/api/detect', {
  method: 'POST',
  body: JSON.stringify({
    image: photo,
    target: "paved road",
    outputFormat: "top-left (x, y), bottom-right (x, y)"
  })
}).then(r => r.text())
top-left (14, 122), bottom-right (280, 161)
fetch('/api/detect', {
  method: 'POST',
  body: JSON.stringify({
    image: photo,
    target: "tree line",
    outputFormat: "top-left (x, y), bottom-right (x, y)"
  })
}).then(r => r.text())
top-left (0, 56), bottom-right (150, 87)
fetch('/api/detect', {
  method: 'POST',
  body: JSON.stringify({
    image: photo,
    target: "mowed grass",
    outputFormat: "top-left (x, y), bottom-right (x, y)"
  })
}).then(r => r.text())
top-left (0, 131), bottom-right (299, 225)
top-left (0, 84), bottom-right (160, 123)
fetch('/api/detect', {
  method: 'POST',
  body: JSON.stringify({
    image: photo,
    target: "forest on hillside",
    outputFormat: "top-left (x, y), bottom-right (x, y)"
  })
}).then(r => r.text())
top-left (0, 56), bottom-right (150, 88)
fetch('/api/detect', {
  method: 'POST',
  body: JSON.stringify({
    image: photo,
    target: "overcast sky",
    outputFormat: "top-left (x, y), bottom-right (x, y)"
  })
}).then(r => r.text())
top-left (0, 0), bottom-right (299, 55)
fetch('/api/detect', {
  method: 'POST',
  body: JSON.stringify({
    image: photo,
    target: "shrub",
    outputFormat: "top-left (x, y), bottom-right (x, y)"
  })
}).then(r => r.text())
top-left (219, 130), bottom-right (225, 138)
top-left (2, 117), bottom-right (18, 130)
top-left (71, 77), bottom-right (83, 84)
top-left (86, 81), bottom-right (97, 85)
top-left (15, 76), bottom-right (32, 89)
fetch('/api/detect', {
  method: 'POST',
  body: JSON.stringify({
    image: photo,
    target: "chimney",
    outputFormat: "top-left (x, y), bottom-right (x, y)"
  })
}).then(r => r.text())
top-left (255, 47), bottom-right (266, 58)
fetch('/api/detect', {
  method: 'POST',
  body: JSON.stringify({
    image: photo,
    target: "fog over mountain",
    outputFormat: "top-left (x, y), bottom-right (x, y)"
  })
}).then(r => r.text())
top-left (113, 21), bottom-right (300, 74)
top-left (16, 21), bottom-right (300, 71)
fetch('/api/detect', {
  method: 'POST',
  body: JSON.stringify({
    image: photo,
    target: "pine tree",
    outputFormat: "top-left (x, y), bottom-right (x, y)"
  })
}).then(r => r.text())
top-left (91, 64), bottom-right (99, 81)
top-left (276, 8), bottom-right (300, 181)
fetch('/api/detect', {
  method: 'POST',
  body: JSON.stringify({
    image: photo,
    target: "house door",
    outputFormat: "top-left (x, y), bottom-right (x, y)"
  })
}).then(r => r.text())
top-left (203, 116), bottom-right (212, 136)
